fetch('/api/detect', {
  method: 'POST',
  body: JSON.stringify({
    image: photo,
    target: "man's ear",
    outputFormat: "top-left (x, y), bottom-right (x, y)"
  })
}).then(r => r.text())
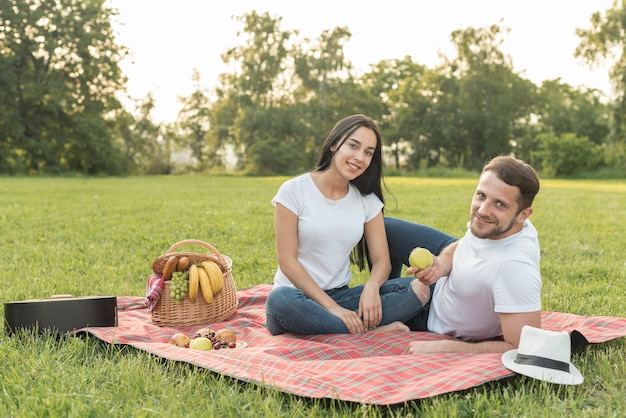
top-left (516, 207), bottom-right (533, 224)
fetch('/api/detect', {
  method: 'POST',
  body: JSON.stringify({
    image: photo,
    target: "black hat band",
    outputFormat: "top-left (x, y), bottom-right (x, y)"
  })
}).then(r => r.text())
top-left (514, 353), bottom-right (571, 373)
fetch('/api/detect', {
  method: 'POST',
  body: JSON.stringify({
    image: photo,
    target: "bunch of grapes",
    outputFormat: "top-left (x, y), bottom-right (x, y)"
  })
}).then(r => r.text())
top-left (170, 270), bottom-right (189, 304)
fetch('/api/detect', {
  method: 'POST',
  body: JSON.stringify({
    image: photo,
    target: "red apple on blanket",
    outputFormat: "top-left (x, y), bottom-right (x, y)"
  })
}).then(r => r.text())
top-left (168, 332), bottom-right (191, 348)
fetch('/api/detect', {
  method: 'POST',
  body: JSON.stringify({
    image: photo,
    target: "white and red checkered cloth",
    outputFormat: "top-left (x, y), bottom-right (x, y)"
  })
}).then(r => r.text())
top-left (81, 284), bottom-right (626, 405)
top-left (144, 273), bottom-right (164, 312)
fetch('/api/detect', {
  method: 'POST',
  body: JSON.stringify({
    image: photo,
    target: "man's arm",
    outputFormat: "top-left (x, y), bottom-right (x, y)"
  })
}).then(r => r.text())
top-left (403, 311), bottom-right (542, 354)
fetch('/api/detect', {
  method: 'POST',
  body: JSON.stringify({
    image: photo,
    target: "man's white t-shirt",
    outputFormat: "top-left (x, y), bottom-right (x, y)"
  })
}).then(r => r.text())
top-left (428, 220), bottom-right (542, 341)
top-left (271, 173), bottom-right (383, 290)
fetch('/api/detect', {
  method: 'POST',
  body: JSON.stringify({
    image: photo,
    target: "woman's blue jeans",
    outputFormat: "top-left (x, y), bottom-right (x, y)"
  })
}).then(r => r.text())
top-left (265, 216), bottom-right (458, 335)
top-left (266, 278), bottom-right (423, 335)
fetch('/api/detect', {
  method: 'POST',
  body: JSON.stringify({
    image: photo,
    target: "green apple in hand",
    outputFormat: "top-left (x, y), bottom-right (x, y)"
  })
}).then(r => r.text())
top-left (409, 247), bottom-right (433, 270)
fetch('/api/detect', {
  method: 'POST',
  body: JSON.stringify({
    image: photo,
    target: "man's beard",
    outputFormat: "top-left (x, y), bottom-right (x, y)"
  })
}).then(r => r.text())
top-left (470, 214), bottom-right (518, 239)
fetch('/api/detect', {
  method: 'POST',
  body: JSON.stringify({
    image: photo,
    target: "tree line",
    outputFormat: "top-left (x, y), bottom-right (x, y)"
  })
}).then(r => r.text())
top-left (1, 0), bottom-right (625, 177)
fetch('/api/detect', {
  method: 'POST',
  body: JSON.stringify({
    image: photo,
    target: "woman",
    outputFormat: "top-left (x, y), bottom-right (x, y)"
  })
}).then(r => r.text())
top-left (265, 114), bottom-right (430, 335)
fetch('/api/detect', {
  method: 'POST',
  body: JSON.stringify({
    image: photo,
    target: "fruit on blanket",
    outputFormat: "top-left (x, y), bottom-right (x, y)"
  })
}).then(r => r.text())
top-left (215, 329), bottom-right (237, 344)
top-left (201, 260), bottom-right (224, 295)
top-left (187, 327), bottom-right (240, 349)
top-left (194, 327), bottom-right (216, 338)
top-left (409, 247), bottom-right (433, 270)
top-left (189, 337), bottom-right (213, 351)
top-left (198, 264), bottom-right (214, 304)
top-left (162, 256), bottom-right (178, 280)
top-left (188, 264), bottom-right (199, 303)
top-left (176, 256), bottom-right (190, 271)
top-left (168, 332), bottom-right (190, 347)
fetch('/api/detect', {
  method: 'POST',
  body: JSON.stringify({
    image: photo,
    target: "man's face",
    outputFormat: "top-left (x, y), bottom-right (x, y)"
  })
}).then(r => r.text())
top-left (469, 170), bottom-right (532, 240)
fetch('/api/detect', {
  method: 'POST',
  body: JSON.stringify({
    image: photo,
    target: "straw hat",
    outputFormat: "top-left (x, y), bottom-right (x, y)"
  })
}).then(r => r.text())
top-left (501, 325), bottom-right (583, 385)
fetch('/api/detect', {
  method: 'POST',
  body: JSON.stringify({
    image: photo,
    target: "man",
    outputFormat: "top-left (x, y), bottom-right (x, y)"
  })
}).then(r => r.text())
top-left (385, 155), bottom-right (542, 353)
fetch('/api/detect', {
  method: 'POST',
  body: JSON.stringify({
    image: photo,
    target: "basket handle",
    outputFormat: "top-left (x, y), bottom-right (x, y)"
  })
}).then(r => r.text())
top-left (166, 240), bottom-right (223, 261)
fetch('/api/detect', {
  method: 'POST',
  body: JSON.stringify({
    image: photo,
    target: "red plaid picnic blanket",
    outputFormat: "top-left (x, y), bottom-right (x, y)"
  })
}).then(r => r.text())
top-left (80, 284), bottom-right (626, 405)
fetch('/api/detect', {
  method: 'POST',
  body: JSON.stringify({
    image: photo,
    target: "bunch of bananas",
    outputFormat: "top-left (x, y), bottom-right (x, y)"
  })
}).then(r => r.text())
top-left (160, 255), bottom-right (224, 304)
top-left (188, 260), bottom-right (224, 304)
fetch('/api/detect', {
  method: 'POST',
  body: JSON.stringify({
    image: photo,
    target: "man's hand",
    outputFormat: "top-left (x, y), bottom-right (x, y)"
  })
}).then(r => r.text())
top-left (407, 242), bottom-right (456, 285)
top-left (403, 340), bottom-right (453, 354)
top-left (407, 257), bottom-right (445, 286)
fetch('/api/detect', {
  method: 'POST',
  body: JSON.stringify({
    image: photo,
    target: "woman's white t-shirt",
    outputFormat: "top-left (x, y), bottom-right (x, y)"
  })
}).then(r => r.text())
top-left (271, 173), bottom-right (383, 290)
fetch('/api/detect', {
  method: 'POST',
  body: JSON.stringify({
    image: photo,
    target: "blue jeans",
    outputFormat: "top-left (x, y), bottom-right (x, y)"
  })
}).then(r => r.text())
top-left (384, 216), bottom-right (458, 279)
top-left (265, 217), bottom-right (458, 335)
top-left (385, 216), bottom-right (458, 331)
top-left (266, 278), bottom-right (423, 335)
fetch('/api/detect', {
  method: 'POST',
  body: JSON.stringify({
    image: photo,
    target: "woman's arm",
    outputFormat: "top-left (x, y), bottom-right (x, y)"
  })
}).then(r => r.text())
top-left (359, 211), bottom-right (391, 329)
top-left (274, 203), bottom-right (331, 306)
top-left (274, 203), bottom-right (366, 333)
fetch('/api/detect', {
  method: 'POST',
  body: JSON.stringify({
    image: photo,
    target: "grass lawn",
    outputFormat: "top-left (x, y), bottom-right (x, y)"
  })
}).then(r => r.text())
top-left (1, 175), bottom-right (625, 417)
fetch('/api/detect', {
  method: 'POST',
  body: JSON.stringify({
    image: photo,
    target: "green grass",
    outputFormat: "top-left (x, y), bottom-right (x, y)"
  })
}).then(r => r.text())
top-left (1, 175), bottom-right (625, 417)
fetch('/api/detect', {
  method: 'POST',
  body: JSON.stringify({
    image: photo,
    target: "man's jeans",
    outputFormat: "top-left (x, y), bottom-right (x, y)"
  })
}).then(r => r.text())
top-left (384, 216), bottom-right (458, 278)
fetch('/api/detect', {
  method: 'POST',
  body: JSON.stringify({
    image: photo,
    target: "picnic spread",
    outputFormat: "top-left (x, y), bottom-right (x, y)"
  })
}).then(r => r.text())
top-left (7, 240), bottom-right (626, 405)
top-left (73, 284), bottom-right (626, 405)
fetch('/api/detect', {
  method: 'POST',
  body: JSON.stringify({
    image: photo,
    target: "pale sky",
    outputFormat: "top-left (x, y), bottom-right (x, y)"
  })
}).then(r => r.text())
top-left (107, 0), bottom-right (615, 123)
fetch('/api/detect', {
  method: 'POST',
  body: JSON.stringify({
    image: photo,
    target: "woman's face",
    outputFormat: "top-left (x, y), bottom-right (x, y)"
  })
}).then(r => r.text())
top-left (330, 126), bottom-right (377, 181)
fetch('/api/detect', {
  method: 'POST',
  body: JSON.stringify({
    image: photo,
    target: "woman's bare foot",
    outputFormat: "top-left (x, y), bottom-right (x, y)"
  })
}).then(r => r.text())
top-left (372, 321), bottom-right (410, 333)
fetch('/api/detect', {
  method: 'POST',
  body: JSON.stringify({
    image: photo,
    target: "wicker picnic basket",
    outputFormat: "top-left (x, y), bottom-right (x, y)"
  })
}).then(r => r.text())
top-left (151, 239), bottom-right (238, 327)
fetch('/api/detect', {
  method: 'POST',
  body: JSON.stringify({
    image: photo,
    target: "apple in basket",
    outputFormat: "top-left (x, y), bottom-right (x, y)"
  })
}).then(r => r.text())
top-left (168, 333), bottom-right (191, 348)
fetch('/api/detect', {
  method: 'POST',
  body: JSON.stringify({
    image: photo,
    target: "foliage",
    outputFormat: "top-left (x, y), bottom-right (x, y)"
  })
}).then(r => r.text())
top-left (361, 57), bottom-right (427, 169)
top-left (536, 132), bottom-right (602, 176)
top-left (537, 80), bottom-right (611, 143)
top-left (602, 138), bottom-right (626, 168)
top-left (174, 69), bottom-right (214, 171)
top-left (247, 137), bottom-right (307, 175)
top-left (575, 0), bottom-right (626, 140)
top-left (1, 3), bottom-right (625, 177)
top-left (111, 93), bottom-right (167, 175)
top-left (0, 0), bottom-right (127, 175)
top-left (211, 11), bottom-right (299, 173)
top-left (446, 24), bottom-right (537, 170)
top-left (0, 175), bottom-right (625, 417)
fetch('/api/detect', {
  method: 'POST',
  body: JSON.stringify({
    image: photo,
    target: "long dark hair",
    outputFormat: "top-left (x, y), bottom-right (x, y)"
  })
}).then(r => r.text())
top-left (315, 114), bottom-right (385, 270)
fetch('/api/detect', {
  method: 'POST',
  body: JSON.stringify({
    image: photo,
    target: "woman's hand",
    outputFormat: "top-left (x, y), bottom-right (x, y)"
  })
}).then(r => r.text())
top-left (328, 305), bottom-right (366, 334)
top-left (358, 281), bottom-right (383, 330)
